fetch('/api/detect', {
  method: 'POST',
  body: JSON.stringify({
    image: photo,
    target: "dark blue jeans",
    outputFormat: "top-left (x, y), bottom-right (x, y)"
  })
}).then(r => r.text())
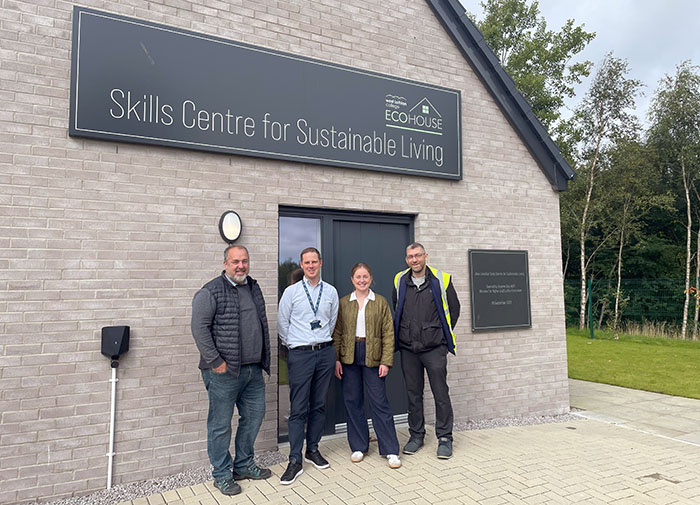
top-left (201, 364), bottom-right (265, 481)
top-left (286, 344), bottom-right (335, 463)
top-left (342, 341), bottom-right (400, 455)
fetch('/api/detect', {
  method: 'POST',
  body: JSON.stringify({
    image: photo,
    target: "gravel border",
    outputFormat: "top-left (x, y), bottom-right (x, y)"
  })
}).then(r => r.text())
top-left (454, 411), bottom-right (583, 431)
top-left (40, 412), bottom-right (583, 505)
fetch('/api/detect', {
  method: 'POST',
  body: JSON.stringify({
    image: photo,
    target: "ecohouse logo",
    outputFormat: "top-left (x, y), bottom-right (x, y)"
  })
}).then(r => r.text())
top-left (384, 95), bottom-right (443, 135)
top-left (383, 94), bottom-right (444, 167)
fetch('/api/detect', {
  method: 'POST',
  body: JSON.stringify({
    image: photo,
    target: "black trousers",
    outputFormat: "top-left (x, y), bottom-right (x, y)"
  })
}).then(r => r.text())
top-left (287, 344), bottom-right (335, 463)
top-left (400, 346), bottom-right (453, 440)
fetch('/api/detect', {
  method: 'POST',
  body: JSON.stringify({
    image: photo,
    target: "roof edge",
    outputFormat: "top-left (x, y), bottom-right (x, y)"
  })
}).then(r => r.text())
top-left (426, 0), bottom-right (577, 191)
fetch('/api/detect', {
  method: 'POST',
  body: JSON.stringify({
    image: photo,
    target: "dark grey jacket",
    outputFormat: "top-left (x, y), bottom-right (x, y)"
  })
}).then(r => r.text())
top-left (392, 267), bottom-right (460, 354)
top-left (191, 272), bottom-right (271, 376)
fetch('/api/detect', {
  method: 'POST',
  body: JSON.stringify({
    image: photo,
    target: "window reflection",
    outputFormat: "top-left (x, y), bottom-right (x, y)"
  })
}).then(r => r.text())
top-left (277, 216), bottom-right (321, 442)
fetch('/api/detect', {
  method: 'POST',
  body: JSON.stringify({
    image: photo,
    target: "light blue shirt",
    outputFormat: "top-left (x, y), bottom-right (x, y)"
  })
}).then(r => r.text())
top-left (278, 277), bottom-right (339, 348)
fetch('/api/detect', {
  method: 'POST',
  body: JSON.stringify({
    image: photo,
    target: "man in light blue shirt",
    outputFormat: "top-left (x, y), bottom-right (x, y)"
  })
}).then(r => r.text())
top-left (278, 247), bottom-right (339, 485)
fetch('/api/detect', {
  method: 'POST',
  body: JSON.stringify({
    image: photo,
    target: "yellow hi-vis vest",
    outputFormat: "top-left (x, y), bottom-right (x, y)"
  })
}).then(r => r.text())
top-left (394, 266), bottom-right (456, 352)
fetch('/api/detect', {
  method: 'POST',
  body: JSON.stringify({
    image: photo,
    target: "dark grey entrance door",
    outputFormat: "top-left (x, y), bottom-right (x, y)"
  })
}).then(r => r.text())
top-left (278, 207), bottom-right (412, 441)
top-left (329, 219), bottom-right (411, 431)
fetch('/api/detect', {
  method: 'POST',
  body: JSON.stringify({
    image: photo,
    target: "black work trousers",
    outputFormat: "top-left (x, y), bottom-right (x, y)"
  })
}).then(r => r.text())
top-left (400, 345), bottom-right (453, 441)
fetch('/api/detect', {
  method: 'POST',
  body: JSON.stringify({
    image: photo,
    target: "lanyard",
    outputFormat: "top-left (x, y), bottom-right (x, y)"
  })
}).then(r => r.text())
top-left (302, 279), bottom-right (323, 317)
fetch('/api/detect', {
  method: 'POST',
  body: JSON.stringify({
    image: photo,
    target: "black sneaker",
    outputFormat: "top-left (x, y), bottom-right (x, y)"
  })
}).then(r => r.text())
top-left (402, 437), bottom-right (424, 454)
top-left (304, 449), bottom-right (330, 469)
top-left (437, 437), bottom-right (453, 459)
top-left (233, 463), bottom-right (272, 480)
top-left (213, 476), bottom-right (241, 496)
top-left (280, 460), bottom-right (303, 485)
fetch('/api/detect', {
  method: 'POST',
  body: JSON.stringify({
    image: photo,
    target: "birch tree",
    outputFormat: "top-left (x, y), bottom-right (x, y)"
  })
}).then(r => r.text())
top-left (648, 62), bottom-right (700, 338)
top-left (574, 54), bottom-right (642, 328)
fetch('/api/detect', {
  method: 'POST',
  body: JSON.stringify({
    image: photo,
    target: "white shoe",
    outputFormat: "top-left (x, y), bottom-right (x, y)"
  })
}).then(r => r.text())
top-left (351, 451), bottom-right (365, 463)
top-left (387, 454), bottom-right (401, 468)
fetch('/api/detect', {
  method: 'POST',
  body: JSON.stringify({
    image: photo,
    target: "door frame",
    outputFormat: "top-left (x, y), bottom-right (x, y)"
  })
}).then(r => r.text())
top-left (278, 206), bottom-right (415, 441)
top-left (279, 206), bottom-right (415, 288)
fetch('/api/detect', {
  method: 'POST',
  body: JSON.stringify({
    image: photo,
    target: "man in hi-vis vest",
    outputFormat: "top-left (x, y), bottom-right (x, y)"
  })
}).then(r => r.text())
top-left (392, 242), bottom-right (460, 459)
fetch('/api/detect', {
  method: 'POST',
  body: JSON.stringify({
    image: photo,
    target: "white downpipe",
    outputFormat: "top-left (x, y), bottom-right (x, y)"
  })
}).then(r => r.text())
top-left (107, 365), bottom-right (118, 489)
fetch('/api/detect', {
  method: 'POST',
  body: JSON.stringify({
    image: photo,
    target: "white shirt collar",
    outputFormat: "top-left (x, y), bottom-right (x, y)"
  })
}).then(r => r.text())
top-left (350, 289), bottom-right (375, 301)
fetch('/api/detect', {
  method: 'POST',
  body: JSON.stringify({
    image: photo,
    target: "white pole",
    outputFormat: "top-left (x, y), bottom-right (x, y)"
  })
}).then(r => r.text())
top-left (107, 364), bottom-right (118, 489)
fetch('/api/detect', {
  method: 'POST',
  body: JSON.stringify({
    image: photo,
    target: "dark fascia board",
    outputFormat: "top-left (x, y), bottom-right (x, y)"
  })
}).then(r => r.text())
top-left (426, 0), bottom-right (576, 191)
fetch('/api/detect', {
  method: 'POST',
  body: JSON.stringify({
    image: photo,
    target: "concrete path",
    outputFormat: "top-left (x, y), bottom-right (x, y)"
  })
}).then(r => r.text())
top-left (118, 380), bottom-right (700, 504)
top-left (569, 378), bottom-right (700, 446)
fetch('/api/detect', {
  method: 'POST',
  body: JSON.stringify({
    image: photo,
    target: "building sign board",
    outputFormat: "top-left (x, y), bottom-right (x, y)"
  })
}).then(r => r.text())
top-left (69, 8), bottom-right (462, 179)
top-left (469, 250), bottom-right (532, 331)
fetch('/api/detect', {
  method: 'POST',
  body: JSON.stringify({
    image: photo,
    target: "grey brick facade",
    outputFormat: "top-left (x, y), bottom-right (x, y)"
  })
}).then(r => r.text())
top-left (0, 1), bottom-right (568, 503)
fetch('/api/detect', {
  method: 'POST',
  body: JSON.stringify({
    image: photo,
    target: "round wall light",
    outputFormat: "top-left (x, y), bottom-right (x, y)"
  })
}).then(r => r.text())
top-left (219, 210), bottom-right (242, 243)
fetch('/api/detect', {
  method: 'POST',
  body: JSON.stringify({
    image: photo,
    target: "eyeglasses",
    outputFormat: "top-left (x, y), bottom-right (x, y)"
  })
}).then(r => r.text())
top-left (406, 253), bottom-right (425, 260)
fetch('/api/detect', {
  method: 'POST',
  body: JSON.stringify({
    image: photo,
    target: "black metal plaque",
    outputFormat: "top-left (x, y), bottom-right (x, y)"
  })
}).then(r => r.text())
top-left (469, 250), bottom-right (531, 331)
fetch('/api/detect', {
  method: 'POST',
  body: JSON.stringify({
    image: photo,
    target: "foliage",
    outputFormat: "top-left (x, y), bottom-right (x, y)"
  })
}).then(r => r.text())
top-left (567, 329), bottom-right (700, 399)
top-left (647, 62), bottom-right (700, 337)
top-left (602, 140), bottom-right (670, 243)
top-left (577, 55), bottom-right (642, 147)
top-left (567, 54), bottom-right (643, 328)
top-left (561, 59), bottom-right (700, 336)
top-left (469, 3), bottom-right (700, 336)
top-left (648, 61), bottom-right (700, 158)
top-left (470, 0), bottom-right (595, 128)
top-left (647, 61), bottom-right (700, 219)
top-left (602, 139), bottom-right (674, 335)
top-left (278, 259), bottom-right (301, 300)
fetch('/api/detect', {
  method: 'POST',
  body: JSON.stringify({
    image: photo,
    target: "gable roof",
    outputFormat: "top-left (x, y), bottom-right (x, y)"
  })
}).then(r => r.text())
top-left (426, 0), bottom-right (576, 191)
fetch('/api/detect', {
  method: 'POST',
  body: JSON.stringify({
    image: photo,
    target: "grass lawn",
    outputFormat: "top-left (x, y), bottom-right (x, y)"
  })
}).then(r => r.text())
top-left (567, 328), bottom-right (700, 399)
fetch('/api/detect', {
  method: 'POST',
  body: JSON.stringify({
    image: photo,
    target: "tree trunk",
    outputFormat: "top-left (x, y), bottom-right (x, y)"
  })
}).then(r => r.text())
top-left (694, 223), bottom-right (700, 340)
top-left (597, 296), bottom-right (607, 329)
top-left (613, 226), bottom-right (624, 340)
top-left (681, 157), bottom-right (692, 339)
top-left (579, 136), bottom-right (603, 329)
top-left (692, 184), bottom-right (700, 340)
top-left (579, 224), bottom-right (587, 329)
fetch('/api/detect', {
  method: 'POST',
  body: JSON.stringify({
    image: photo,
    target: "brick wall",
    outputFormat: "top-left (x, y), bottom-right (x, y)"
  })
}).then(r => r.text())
top-left (0, 0), bottom-right (568, 503)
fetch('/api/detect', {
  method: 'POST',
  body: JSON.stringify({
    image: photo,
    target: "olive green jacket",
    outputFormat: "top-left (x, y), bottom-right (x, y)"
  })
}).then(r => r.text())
top-left (332, 292), bottom-right (395, 367)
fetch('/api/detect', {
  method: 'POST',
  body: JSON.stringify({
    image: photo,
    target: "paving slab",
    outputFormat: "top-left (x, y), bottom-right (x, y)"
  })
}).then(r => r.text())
top-left (114, 380), bottom-right (700, 504)
top-left (570, 378), bottom-right (700, 445)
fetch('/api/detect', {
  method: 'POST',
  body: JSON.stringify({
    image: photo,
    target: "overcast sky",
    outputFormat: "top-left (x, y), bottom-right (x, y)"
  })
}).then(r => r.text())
top-left (459, 0), bottom-right (700, 127)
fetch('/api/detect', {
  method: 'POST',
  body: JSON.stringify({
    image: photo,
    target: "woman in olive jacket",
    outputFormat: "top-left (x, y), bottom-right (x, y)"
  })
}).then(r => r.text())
top-left (332, 262), bottom-right (401, 469)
